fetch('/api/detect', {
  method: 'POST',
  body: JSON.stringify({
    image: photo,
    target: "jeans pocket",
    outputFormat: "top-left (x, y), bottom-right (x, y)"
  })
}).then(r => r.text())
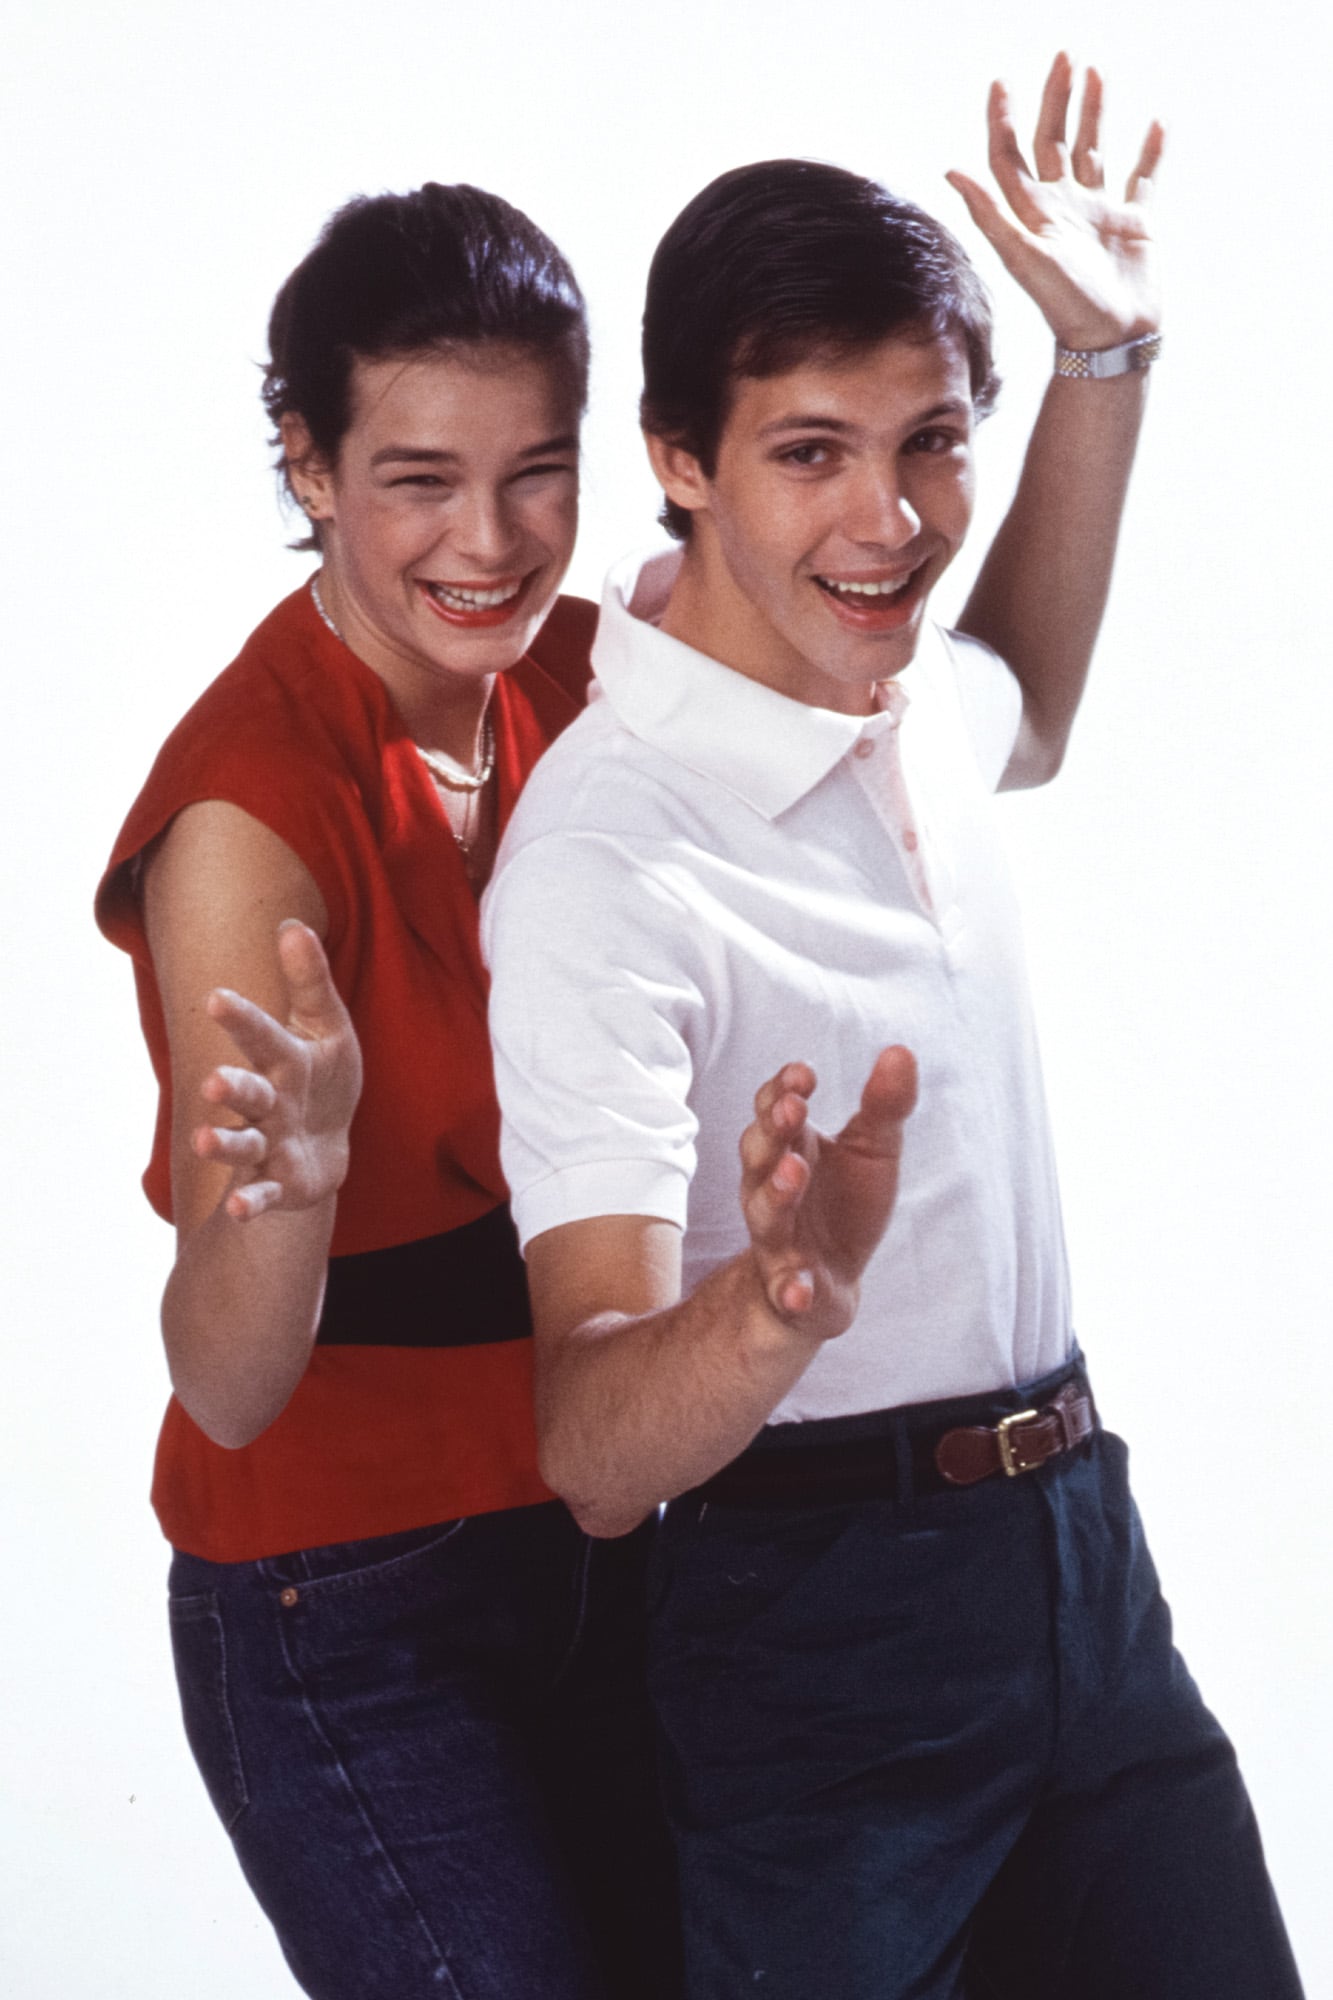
top-left (168, 1591), bottom-right (249, 1833)
top-left (275, 1516), bottom-right (470, 1596)
top-left (269, 1518), bottom-right (480, 1703)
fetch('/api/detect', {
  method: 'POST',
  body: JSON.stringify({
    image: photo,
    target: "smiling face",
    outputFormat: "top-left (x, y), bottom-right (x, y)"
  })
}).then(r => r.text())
top-left (290, 343), bottom-right (581, 730)
top-left (650, 332), bottom-right (976, 714)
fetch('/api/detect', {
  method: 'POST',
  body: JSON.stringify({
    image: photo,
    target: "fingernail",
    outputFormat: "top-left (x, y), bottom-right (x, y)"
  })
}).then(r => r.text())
top-left (787, 1271), bottom-right (814, 1310)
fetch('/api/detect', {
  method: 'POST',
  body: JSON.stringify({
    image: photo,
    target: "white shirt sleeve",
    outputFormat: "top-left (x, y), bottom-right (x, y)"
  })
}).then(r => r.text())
top-left (481, 829), bottom-right (704, 1250)
top-left (940, 629), bottom-right (1024, 791)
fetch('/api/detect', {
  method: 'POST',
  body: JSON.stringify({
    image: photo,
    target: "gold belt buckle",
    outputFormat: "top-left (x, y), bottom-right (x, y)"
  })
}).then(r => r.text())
top-left (996, 1408), bottom-right (1041, 1477)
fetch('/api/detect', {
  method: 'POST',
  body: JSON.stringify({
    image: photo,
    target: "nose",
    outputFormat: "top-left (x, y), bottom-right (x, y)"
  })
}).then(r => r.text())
top-left (447, 484), bottom-right (523, 571)
top-left (844, 464), bottom-right (920, 550)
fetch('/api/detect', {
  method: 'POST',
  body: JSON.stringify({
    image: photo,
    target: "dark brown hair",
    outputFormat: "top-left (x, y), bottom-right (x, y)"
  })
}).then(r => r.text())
top-left (263, 182), bottom-right (588, 545)
top-left (641, 158), bottom-right (997, 538)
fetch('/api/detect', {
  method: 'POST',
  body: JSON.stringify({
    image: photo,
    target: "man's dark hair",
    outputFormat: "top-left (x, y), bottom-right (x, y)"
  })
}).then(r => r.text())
top-left (263, 182), bottom-right (588, 547)
top-left (640, 158), bottom-right (998, 539)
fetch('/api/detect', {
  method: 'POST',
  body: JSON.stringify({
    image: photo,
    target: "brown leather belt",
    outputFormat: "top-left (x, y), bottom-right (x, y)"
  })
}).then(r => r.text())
top-left (933, 1382), bottom-right (1095, 1486)
top-left (692, 1376), bottom-right (1097, 1508)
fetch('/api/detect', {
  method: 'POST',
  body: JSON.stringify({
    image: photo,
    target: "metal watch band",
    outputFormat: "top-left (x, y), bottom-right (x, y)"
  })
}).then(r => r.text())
top-left (1053, 331), bottom-right (1163, 380)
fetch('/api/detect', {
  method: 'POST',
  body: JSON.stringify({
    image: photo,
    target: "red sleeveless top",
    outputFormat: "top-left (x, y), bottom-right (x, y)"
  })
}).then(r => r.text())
top-left (96, 584), bottom-right (594, 1560)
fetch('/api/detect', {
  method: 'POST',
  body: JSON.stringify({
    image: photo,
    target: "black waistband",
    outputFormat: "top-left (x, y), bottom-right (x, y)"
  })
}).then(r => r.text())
top-left (316, 1203), bottom-right (532, 1349)
top-left (687, 1353), bottom-right (1094, 1508)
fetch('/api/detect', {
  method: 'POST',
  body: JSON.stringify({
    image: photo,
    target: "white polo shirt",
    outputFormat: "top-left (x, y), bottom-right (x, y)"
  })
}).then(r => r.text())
top-left (482, 547), bottom-right (1072, 1419)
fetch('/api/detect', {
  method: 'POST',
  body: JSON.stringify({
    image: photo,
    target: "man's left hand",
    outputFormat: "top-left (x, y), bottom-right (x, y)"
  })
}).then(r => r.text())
top-left (946, 51), bottom-right (1163, 351)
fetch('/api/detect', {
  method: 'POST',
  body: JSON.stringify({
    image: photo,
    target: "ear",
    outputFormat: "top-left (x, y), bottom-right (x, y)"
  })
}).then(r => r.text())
top-left (280, 413), bottom-right (335, 523)
top-left (643, 430), bottom-right (712, 523)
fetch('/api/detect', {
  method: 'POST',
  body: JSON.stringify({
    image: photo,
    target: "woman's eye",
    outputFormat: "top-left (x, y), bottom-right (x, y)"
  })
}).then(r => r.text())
top-left (383, 473), bottom-right (452, 491)
top-left (514, 461), bottom-right (578, 484)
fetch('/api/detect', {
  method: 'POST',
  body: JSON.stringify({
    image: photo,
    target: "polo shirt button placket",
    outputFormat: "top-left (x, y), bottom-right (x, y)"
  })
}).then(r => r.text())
top-left (856, 716), bottom-right (937, 921)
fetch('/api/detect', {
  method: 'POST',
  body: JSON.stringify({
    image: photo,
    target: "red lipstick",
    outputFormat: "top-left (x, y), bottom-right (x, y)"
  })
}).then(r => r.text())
top-left (417, 575), bottom-right (528, 629)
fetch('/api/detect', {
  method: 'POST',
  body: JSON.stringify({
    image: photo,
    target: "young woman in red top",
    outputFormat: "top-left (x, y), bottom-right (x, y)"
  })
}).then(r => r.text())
top-left (97, 184), bottom-right (677, 2000)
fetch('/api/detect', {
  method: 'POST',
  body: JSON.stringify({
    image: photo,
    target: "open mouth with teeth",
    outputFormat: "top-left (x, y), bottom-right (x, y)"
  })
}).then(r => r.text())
top-left (811, 566), bottom-right (926, 631)
top-left (419, 574), bottom-right (530, 628)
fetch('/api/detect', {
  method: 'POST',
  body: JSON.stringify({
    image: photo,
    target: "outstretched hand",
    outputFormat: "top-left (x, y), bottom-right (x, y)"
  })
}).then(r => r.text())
top-left (194, 921), bottom-right (363, 1222)
top-left (947, 51), bottom-right (1163, 351)
top-left (739, 1047), bottom-right (918, 1342)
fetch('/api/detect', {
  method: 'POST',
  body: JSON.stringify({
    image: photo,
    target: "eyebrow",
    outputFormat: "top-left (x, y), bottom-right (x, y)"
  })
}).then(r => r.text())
top-left (369, 434), bottom-right (580, 469)
top-left (756, 399), bottom-right (971, 440)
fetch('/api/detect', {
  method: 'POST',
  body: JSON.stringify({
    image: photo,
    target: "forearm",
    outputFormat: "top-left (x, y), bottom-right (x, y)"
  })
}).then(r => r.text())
top-left (959, 368), bottom-right (1149, 783)
top-left (537, 1250), bottom-right (822, 1538)
top-left (162, 1195), bottom-right (336, 1448)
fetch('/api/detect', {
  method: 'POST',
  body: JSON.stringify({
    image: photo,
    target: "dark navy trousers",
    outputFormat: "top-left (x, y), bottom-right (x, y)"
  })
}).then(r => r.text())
top-left (648, 1374), bottom-right (1302, 1999)
top-left (169, 1501), bottom-right (680, 2000)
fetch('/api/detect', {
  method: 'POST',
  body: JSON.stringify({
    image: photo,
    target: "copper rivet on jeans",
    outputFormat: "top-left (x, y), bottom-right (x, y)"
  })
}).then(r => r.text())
top-left (279, 1587), bottom-right (299, 1608)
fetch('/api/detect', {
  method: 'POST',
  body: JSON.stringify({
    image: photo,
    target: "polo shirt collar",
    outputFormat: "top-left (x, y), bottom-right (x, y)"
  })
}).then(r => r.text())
top-left (593, 547), bottom-right (915, 821)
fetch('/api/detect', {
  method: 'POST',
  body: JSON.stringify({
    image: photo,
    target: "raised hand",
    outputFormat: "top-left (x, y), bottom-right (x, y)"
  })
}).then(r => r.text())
top-left (946, 51), bottom-right (1163, 351)
top-left (739, 1046), bottom-right (918, 1341)
top-left (194, 920), bottom-right (363, 1221)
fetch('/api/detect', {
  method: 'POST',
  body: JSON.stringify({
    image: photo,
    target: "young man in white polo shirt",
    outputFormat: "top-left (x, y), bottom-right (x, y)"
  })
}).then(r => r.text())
top-left (483, 67), bottom-right (1302, 2000)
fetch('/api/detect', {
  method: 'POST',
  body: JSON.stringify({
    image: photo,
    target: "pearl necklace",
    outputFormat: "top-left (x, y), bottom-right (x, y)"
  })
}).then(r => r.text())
top-left (309, 572), bottom-right (340, 639)
top-left (415, 717), bottom-right (495, 795)
top-left (309, 573), bottom-right (496, 853)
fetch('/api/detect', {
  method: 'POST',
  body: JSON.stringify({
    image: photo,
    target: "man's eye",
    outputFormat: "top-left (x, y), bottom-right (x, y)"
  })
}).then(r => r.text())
top-left (908, 428), bottom-right (962, 455)
top-left (515, 462), bottom-right (578, 483)
top-left (778, 443), bottom-right (831, 468)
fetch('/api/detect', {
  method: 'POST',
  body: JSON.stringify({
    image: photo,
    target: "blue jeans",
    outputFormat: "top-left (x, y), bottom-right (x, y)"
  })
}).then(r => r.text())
top-left (649, 1371), bottom-right (1302, 1999)
top-left (169, 1501), bottom-right (680, 2000)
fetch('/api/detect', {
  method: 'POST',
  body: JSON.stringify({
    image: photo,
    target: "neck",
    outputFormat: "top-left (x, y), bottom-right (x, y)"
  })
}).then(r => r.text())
top-left (657, 535), bottom-right (875, 718)
top-left (313, 566), bottom-right (496, 765)
top-left (410, 680), bottom-right (495, 768)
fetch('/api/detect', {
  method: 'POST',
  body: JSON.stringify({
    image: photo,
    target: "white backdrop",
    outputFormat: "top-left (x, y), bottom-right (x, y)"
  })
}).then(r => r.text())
top-left (3, 1), bottom-right (1329, 1992)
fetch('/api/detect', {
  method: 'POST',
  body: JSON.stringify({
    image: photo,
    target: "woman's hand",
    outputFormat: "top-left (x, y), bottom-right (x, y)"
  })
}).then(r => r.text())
top-left (195, 921), bottom-right (363, 1222)
top-left (947, 51), bottom-right (1163, 351)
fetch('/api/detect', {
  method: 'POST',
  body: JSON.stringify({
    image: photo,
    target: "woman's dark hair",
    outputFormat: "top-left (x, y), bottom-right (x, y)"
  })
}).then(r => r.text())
top-left (640, 158), bottom-right (998, 539)
top-left (263, 182), bottom-right (589, 546)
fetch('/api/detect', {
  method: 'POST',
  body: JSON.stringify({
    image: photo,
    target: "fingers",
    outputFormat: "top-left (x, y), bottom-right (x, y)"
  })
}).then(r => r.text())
top-left (945, 172), bottom-right (1042, 284)
top-left (1071, 64), bottom-right (1105, 189)
top-left (277, 920), bottom-right (350, 1039)
top-left (1032, 49), bottom-right (1073, 182)
top-left (743, 1138), bottom-right (817, 1324)
top-left (744, 1144), bottom-right (810, 1237)
top-left (201, 1064), bottom-right (278, 1123)
top-left (740, 1061), bottom-right (816, 1263)
top-left (223, 1179), bottom-right (285, 1223)
top-left (740, 1064), bottom-right (812, 1183)
top-left (981, 82), bottom-right (1049, 235)
top-left (1126, 120), bottom-right (1165, 204)
top-left (751, 1061), bottom-right (816, 1126)
top-left (770, 1268), bottom-right (817, 1318)
top-left (843, 1046), bottom-right (919, 1151)
top-left (193, 1120), bottom-right (268, 1169)
top-left (206, 984), bottom-right (298, 1075)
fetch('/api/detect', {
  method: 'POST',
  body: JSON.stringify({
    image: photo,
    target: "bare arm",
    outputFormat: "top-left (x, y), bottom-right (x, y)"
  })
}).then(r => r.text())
top-left (527, 1048), bottom-right (917, 1538)
top-left (144, 803), bottom-right (361, 1449)
top-left (949, 55), bottom-right (1164, 786)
